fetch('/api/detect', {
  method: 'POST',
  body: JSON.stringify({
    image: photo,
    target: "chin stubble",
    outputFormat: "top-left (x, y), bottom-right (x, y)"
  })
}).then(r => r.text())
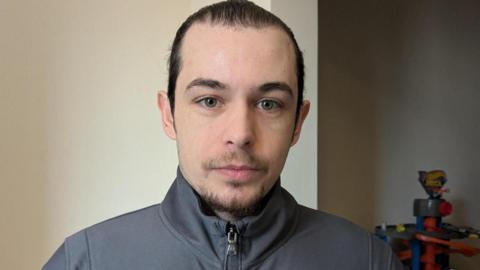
top-left (199, 183), bottom-right (266, 219)
top-left (194, 149), bottom-right (271, 218)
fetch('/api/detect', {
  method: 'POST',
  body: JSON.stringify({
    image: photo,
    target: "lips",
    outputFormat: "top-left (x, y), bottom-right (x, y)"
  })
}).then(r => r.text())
top-left (214, 165), bottom-right (259, 180)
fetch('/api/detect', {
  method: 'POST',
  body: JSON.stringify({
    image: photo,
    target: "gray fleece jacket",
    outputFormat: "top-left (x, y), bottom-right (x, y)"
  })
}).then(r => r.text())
top-left (43, 169), bottom-right (404, 270)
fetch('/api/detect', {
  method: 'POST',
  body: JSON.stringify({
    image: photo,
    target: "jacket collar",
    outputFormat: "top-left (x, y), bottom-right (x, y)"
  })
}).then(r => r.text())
top-left (159, 167), bottom-right (299, 266)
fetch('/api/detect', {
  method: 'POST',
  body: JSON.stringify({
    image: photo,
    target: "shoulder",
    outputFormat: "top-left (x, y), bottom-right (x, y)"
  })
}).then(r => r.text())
top-left (70, 203), bottom-right (164, 249)
top-left (82, 203), bottom-right (162, 237)
top-left (44, 204), bottom-right (163, 270)
top-left (287, 205), bottom-right (404, 269)
top-left (295, 205), bottom-right (369, 241)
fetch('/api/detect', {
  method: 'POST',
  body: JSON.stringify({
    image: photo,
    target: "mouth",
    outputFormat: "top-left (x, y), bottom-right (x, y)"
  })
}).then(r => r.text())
top-left (213, 165), bottom-right (260, 180)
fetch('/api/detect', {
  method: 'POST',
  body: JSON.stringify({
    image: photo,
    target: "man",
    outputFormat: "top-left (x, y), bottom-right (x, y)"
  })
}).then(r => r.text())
top-left (44, 1), bottom-right (403, 269)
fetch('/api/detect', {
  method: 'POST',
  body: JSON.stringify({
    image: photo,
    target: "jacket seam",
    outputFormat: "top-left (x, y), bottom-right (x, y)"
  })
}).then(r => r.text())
top-left (84, 229), bottom-right (93, 270)
top-left (65, 239), bottom-right (71, 270)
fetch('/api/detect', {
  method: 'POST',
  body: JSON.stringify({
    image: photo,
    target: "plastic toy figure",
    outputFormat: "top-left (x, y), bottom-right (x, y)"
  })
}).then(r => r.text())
top-left (375, 170), bottom-right (480, 270)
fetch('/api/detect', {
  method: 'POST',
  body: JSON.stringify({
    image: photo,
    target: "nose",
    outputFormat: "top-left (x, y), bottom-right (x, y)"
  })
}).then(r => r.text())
top-left (223, 104), bottom-right (255, 148)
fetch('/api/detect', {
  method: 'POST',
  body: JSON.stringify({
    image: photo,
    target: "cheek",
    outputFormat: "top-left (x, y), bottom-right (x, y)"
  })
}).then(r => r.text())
top-left (175, 115), bottom-right (219, 158)
top-left (259, 115), bottom-right (296, 140)
top-left (257, 118), bottom-right (295, 158)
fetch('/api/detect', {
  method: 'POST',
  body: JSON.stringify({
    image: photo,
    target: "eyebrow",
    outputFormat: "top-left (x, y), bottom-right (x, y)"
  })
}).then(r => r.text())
top-left (258, 82), bottom-right (293, 97)
top-left (186, 78), bottom-right (227, 91)
top-left (185, 77), bottom-right (294, 97)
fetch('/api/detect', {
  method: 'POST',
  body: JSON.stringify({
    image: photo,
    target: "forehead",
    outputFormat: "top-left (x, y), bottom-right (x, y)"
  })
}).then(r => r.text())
top-left (177, 22), bottom-right (297, 94)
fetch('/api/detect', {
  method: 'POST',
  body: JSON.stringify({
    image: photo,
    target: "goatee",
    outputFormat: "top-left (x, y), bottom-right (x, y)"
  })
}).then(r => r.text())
top-left (199, 183), bottom-right (266, 219)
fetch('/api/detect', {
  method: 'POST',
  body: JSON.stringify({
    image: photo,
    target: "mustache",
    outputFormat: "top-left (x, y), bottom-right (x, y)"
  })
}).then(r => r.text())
top-left (203, 151), bottom-right (266, 170)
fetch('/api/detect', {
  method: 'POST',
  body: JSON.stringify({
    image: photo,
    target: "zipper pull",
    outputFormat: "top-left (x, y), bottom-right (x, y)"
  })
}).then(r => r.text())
top-left (226, 224), bottom-right (238, 256)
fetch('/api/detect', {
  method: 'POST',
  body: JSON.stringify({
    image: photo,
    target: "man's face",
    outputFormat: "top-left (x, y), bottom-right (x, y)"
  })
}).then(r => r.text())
top-left (159, 23), bottom-right (309, 218)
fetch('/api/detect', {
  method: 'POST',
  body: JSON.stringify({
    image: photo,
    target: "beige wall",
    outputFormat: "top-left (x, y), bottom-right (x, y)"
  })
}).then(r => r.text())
top-left (1, 0), bottom-right (187, 268)
top-left (272, 0), bottom-right (318, 209)
top-left (0, 1), bottom-right (317, 269)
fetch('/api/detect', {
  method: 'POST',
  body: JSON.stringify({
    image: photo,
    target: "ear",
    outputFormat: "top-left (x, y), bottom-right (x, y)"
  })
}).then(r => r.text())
top-left (157, 91), bottom-right (177, 140)
top-left (290, 100), bottom-right (310, 146)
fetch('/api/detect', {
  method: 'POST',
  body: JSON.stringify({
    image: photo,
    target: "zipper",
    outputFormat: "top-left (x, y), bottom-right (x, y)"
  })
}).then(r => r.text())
top-left (224, 223), bottom-right (239, 269)
top-left (226, 224), bottom-right (238, 255)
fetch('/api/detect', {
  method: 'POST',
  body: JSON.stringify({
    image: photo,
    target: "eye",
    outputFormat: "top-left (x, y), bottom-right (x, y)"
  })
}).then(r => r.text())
top-left (257, 99), bottom-right (280, 111)
top-left (197, 97), bottom-right (219, 108)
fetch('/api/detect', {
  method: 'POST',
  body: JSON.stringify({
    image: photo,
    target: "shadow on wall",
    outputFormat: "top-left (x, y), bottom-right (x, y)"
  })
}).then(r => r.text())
top-left (0, 7), bottom-right (50, 267)
top-left (317, 0), bottom-right (379, 230)
top-left (371, 5), bottom-right (480, 270)
top-left (318, 1), bottom-right (480, 268)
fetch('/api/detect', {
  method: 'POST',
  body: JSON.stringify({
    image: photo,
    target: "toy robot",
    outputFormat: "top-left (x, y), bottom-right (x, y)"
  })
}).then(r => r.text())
top-left (375, 170), bottom-right (480, 270)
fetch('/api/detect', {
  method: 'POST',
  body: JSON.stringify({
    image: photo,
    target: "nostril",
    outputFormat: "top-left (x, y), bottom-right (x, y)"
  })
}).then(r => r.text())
top-left (226, 138), bottom-right (252, 147)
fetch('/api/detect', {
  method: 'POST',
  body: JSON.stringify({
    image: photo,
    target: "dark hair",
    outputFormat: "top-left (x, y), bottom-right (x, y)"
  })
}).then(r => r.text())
top-left (167, 0), bottom-right (304, 119)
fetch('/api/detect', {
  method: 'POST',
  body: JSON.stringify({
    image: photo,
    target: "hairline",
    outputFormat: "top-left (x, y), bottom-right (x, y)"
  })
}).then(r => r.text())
top-left (167, 1), bottom-right (305, 122)
top-left (173, 21), bottom-right (301, 112)
top-left (178, 22), bottom-right (298, 93)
